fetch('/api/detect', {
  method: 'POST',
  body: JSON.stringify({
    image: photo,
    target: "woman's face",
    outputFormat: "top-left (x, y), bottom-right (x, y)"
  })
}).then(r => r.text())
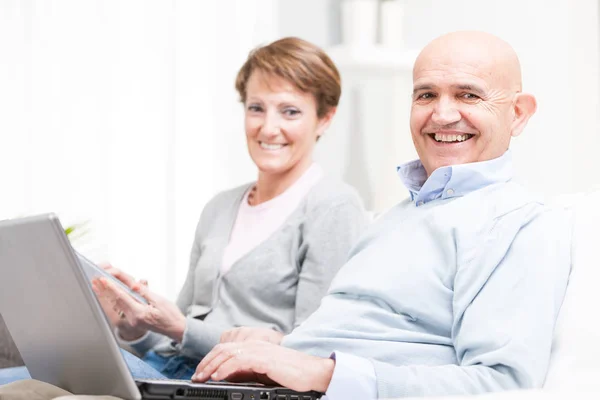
top-left (244, 71), bottom-right (333, 177)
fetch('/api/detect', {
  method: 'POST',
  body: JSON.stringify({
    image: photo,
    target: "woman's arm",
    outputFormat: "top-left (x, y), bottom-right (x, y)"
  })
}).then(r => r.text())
top-left (293, 197), bottom-right (367, 326)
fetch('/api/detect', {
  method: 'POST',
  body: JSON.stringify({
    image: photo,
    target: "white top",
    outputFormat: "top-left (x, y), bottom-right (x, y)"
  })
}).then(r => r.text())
top-left (221, 164), bottom-right (324, 275)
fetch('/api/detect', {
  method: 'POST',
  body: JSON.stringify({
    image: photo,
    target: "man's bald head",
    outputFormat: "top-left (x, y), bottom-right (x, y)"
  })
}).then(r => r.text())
top-left (409, 31), bottom-right (536, 176)
top-left (415, 31), bottom-right (523, 93)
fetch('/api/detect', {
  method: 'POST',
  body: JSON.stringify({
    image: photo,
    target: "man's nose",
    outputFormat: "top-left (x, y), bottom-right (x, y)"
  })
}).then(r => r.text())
top-left (431, 97), bottom-right (461, 126)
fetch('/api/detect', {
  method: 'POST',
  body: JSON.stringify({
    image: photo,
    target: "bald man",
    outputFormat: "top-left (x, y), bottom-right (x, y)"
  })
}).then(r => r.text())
top-left (192, 32), bottom-right (572, 399)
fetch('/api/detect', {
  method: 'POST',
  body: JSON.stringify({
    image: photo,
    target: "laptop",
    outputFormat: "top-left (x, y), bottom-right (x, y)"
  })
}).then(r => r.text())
top-left (0, 214), bottom-right (322, 400)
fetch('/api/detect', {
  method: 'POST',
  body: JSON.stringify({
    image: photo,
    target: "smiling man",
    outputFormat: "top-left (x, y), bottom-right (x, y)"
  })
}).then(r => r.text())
top-left (410, 30), bottom-right (531, 175)
top-left (192, 31), bottom-right (572, 399)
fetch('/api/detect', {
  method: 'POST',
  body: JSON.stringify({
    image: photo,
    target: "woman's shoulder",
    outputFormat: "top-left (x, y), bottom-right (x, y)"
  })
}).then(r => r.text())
top-left (197, 182), bottom-right (252, 225)
top-left (303, 176), bottom-right (365, 213)
top-left (207, 183), bottom-right (253, 208)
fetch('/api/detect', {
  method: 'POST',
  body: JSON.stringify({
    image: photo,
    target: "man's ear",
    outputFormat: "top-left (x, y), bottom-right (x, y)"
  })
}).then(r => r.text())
top-left (316, 107), bottom-right (337, 139)
top-left (510, 93), bottom-right (537, 138)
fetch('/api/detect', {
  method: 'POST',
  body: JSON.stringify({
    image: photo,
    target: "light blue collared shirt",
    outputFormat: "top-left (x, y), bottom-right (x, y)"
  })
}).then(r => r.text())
top-left (397, 150), bottom-right (513, 206)
top-left (323, 152), bottom-right (514, 399)
top-left (285, 150), bottom-right (571, 399)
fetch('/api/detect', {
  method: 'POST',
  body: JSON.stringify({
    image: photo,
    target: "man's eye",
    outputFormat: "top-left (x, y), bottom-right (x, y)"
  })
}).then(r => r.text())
top-left (417, 93), bottom-right (435, 100)
top-left (461, 93), bottom-right (480, 100)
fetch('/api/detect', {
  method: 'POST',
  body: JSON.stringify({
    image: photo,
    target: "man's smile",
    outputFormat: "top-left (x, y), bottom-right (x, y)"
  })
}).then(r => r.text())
top-left (426, 132), bottom-right (476, 144)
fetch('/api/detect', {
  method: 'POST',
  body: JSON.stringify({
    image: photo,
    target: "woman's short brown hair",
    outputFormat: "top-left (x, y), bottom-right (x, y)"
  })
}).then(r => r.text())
top-left (235, 37), bottom-right (341, 118)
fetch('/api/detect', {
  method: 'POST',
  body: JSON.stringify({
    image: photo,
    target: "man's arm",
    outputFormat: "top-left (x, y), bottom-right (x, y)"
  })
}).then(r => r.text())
top-left (192, 341), bottom-right (335, 393)
top-left (325, 352), bottom-right (377, 399)
top-left (369, 208), bottom-right (572, 398)
top-left (193, 208), bottom-right (571, 398)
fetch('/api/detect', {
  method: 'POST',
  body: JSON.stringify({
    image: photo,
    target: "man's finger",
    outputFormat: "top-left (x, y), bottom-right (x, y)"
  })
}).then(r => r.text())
top-left (193, 345), bottom-right (235, 381)
top-left (227, 330), bottom-right (240, 343)
top-left (237, 330), bottom-right (251, 342)
top-left (220, 332), bottom-right (232, 343)
top-left (195, 345), bottom-right (222, 375)
top-left (210, 355), bottom-right (247, 381)
top-left (224, 370), bottom-right (263, 383)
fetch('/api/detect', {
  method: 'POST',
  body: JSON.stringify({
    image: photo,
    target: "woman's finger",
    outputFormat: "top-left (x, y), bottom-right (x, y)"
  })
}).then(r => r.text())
top-left (130, 281), bottom-right (155, 305)
top-left (91, 279), bottom-right (120, 323)
top-left (99, 263), bottom-right (113, 270)
top-left (102, 277), bottom-right (145, 319)
top-left (100, 264), bottom-right (137, 287)
top-left (91, 278), bottom-right (103, 296)
top-left (92, 277), bottom-right (117, 302)
top-left (112, 270), bottom-right (138, 288)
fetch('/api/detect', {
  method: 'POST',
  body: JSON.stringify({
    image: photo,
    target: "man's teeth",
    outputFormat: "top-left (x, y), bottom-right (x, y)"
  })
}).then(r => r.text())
top-left (434, 133), bottom-right (471, 142)
top-left (260, 142), bottom-right (285, 150)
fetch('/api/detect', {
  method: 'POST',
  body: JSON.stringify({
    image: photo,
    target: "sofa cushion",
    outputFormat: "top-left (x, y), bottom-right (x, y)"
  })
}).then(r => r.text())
top-left (0, 379), bottom-right (71, 400)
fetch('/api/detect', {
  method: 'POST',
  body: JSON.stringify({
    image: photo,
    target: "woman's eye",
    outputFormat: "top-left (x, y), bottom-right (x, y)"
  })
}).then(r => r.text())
top-left (283, 108), bottom-right (300, 117)
top-left (247, 105), bottom-right (263, 112)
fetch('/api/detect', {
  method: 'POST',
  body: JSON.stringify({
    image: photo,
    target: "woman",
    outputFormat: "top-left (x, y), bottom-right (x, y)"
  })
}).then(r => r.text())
top-left (0, 37), bottom-right (366, 383)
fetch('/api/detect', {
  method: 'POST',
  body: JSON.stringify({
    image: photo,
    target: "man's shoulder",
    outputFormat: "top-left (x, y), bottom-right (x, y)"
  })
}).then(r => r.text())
top-left (482, 182), bottom-right (573, 242)
top-left (467, 181), bottom-right (545, 219)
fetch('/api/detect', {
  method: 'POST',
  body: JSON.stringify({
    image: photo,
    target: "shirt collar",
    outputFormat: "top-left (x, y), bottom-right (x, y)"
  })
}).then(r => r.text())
top-left (396, 150), bottom-right (514, 206)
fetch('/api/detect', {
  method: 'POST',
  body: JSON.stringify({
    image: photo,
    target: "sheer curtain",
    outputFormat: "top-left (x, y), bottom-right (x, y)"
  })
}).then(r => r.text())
top-left (0, 0), bottom-right (279, 298)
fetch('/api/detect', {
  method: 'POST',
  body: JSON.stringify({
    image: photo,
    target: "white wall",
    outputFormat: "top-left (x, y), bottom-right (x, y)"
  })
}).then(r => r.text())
top-left (399, 0), bottom-right (600, 198)
top-left (1, 0), bottom-right (598, 299)
top-left (0, 0), bottom-right (279, 299)
top-left (279, 0), bottom-right (600, 210)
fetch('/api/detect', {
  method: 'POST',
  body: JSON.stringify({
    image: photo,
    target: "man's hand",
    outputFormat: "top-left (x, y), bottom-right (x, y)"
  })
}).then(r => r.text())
top-left (91, 274), bottom-right (187, 342)
top-left (192, 341), bottom-right (335, 393)
top-left (220, 327), bottom-right (284, 345)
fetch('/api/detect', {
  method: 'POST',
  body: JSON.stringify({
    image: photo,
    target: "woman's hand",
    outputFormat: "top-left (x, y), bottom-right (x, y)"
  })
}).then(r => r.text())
top-left (91, 264), bottom-right (148, 340)
top-left (92, 278), bottom-right (148, 340)
top-left (91, 271), bottom-right (187, 343)
top-left (192, 341), bottom-right (335, 393)
top-left (220, 327), bottom-right (284, 345)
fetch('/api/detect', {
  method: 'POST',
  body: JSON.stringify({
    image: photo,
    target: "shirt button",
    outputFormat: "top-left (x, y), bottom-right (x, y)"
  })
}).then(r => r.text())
top-left (446, 189), bottom-right (455, 196)
top-left (416, 200), bottom-right (424, 206)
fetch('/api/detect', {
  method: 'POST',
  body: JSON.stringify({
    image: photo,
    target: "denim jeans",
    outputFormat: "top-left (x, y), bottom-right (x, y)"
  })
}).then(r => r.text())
top-left (142, 350), bottom-right (199, 380)
top-left (0, 349), bottom-right (168, 385)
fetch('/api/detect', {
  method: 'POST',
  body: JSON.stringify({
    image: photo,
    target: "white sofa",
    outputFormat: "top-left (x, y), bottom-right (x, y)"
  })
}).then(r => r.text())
top-left (544, 189), bottom-right (600, 391)
top-left (402, 189), bottom-right (600, 399)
